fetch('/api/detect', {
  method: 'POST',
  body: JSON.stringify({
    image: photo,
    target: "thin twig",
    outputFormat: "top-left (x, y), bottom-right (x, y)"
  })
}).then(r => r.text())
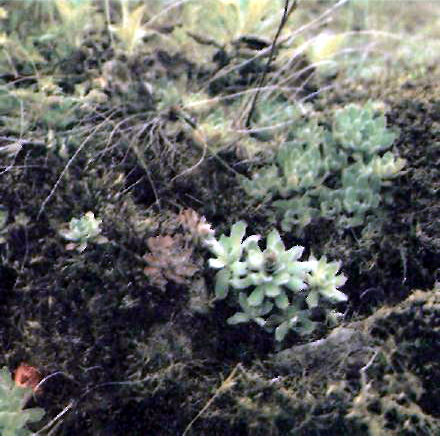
top-left (244, 0), bottom-right (298, 128)
top-left (36, 401), bottom-right (75, 435)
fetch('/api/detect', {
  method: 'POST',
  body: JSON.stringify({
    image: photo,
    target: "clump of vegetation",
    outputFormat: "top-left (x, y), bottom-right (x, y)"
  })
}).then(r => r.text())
top-left (169, 0), bottom-right (283, 60)
top-left (205, 221), bottom-right (347, 341)
top-left (52, 0), bottom-right (97, 49)
top-left (243, 103), bottom-right (405, 232)
top-left (143, 234), bottom-right (199, 290)
top-left (59, 211), bottom-right (108, 252)
top-left (109, 1), bottom-right (149, 56)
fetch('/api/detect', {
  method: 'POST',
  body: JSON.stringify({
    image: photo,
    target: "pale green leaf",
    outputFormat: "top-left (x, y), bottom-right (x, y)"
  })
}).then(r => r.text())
top-left (227, 312), bottom-right (250, 324)
top-left (275, 321), bottom-right (290, 341)
top-left (247, 286), bottom-right (264, 306)
top-left (215, 269), bottom-right (231, 299)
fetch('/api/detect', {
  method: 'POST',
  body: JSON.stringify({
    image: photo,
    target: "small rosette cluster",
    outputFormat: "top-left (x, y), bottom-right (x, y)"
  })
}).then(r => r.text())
top-left (333, 103), bottom-right (396, 159)
top-left (59, 211), bottom-right (108, 252)
top-left (205, 222), bottom-right (347, 341)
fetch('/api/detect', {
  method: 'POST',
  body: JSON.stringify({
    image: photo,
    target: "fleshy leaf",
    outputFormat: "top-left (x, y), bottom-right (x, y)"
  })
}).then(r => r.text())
top-left (286, 277), bottom-right (307, 292)
top-left (209, 258), bottom-right (226, 269)
top-left (230, 276), bottom-right (253, 289)
top-left (230, 261), bottom-right (248, 276)
top-left (266, 229), bottom-right (284, 252)
top-left (229, 221), bottom-right (247, 248)
top-left (306, 290), bottom-right (319, 308)
top-left (275, 321), bottom-right (290, 341)
top-left (274, 292), bottom-right (289, 309)
top-left (227, 312), bottom-right (250, 324)
top-left (320, 287), bottom-right (348, 302)
top-left (247, 286), bottom-right (265, 306)
top-left (264, 283), bottom-right (281, 297)
top-left (247, 248), bottom-right (264, 270)
top-left (215, 269), bottom-right (231, 299)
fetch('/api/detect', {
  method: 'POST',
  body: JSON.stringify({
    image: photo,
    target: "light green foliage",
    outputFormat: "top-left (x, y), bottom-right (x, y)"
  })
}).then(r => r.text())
top-left (242, 119), bottom-right (331, 200)
top-left (370, 151), bottom-right (406, 179)
top-left (0, 0), bottom-right (100, 65)
top-left (333, 103), bottom-right (396, 159)
top-left (109, 1), bottom-right (150, 55)
top-left (163, 0), bottom-right (285, 64)
top-left (250, 99), bottom-right (304, 142)
top-left (305, 256), bottom-right (348, 309)
top-left (0, 367), bottom-right (45, 436)
top-left (276, 121), bottom-right (327, 193)
top-left (206, 221), bottom-right (259, 299)
top-left (53, 0), bottom-right (96, 48)
top-left (179, 0), bottom-right (282, 46)
top-left (273, 195), bottom-right (317, 229)
top-left (195, 105), bottom-right (238, 147)
top-left (192, 99), bottom-right (304, 157)
top-left (334, 105), bottom-right (405, 224)
top-left (242, 165), bottom-right (282, 200)
top-left (338, 162), bottom-right (382, 227)
top-left (59, 211), bottom-right (108, 253)
top-left (307, 32), bottom-right (347, 77)
top-left (1, 78), bottom-right (81, 133)
top-left (243, 103), bottom-right (405, 231)
top-left (206, 222), bottom-right (347, 341)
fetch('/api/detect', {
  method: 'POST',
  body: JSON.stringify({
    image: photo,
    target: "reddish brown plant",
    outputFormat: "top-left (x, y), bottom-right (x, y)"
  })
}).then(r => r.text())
top-left (143, 234), bottom-right (198, 290)
top-left (14, 363), bottom-right (42, 393)
top-left (177, 208), bottom-right (214, 243)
